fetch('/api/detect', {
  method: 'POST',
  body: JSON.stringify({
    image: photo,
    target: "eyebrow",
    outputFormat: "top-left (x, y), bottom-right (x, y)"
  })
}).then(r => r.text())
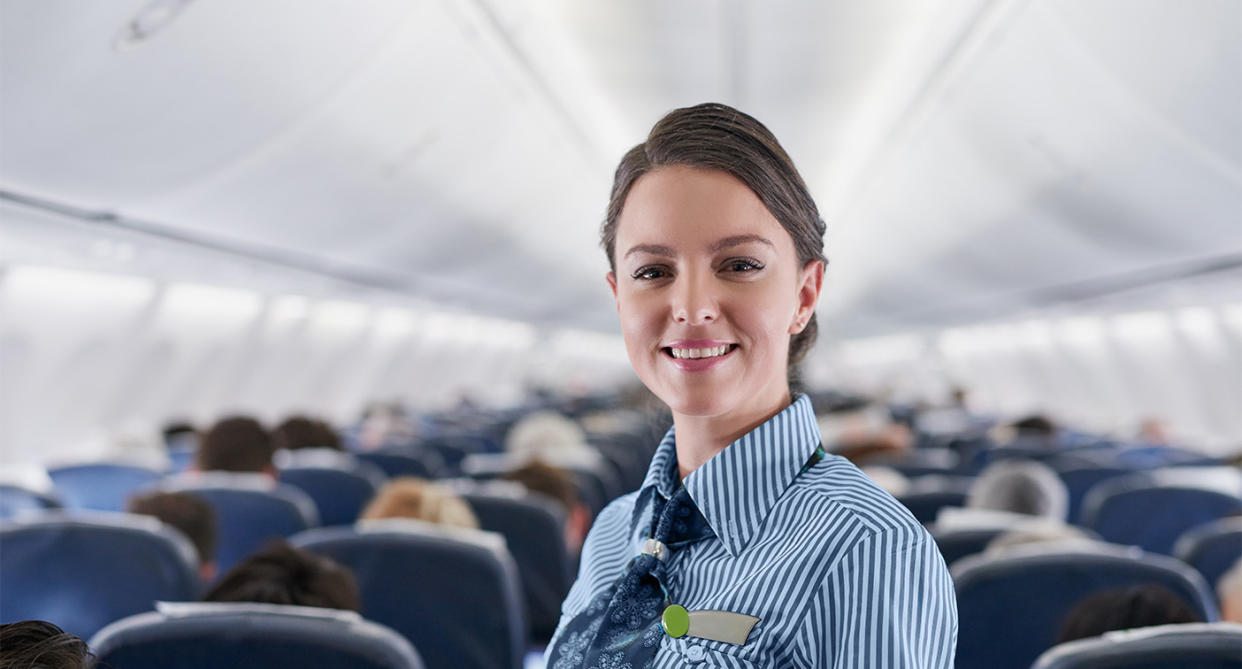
top-left (622, 235), bottom-right (774, 261)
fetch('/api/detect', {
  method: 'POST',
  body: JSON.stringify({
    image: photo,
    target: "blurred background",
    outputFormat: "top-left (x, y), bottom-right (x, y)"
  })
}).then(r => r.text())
top-left (1, 0), bottom-right (1239, 462)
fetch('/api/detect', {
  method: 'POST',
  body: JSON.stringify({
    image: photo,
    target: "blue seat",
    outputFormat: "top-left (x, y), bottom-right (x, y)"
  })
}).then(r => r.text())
top-left (167, 447), bottom-right (196, 473)
top-left (1082, 471), bottom-right (1242, 555)
top-left (1055, 465), bottom-right (1130, 525)
top-left (0, 484), bottom-right (60, 519)
top-left (1032, 622), bottom-right (1242, 669)
top-left (48, 463), bottom-right (164, 512)
top-left (160, 472), bottom-right (318, 576)
top-left (953, 543), bottom-right (1219, 669)
top-left (929, 526), bottom-right (1005, 567)
top-left (90, 602), bottom-right (424, 669)
top-left (462, 487), bottom-right (571, 643)
top-left (0, 513), bottom-right (199, 639)
top-left (897, 489), bottom-right (968, 524)
top-left (355, 450), bottom-right (441, 479)
top-left (1176, 517), bottom-right (1242, 594)
top-left (277, 453), bottom-right (385, 527)
top-left (292, 521), bottom-right (525, 669)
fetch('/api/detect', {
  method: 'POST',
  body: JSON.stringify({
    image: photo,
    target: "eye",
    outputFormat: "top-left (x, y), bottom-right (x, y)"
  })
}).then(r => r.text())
top-left (722, 258), bottom-right (764, 273)
top-left (631, 265), bottom-right (670, 280)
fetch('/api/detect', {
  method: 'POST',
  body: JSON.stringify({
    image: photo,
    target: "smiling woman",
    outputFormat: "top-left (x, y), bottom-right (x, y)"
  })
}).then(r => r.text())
top-left (546, 103), bottom-right (958, 669)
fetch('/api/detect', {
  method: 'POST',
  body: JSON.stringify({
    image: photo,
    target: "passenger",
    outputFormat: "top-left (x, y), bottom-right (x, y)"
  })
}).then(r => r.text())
top-left (162, 420), bottom-right (199, 451)
top-left (968, 460), bottom-right (1068, 521)
top-left (505, 411), bottom-right (596, 466)
top-left (546, 102), bottom-right (956, 667)
top-left (127, 490), bottom-right (219, 582)
top-left (0, 620), bottom-right (93, 668)
top-left (202, 539), bottom-right (359, 611)
top-left (272, 415), bottom-right (343, 452)
top-left (500, 460), bottom-right (592, 558)
top-left (1219, 557), bottom-right (1242, 623)
top-left (194, 416), bottom-right (276, 478)
top-left (1057, 584), bottom-right (1201, 642)
top-left (359, 477), bottom-right (479, 529)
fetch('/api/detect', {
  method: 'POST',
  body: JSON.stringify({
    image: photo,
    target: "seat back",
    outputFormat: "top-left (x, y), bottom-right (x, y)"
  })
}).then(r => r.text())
top-left (1032, 622), bottom-right (1242, 669)
top-left (48, 463), bottom-right (163, 512)
top-left (929, 527), bottom-right (1005, 567)
top-left (90, 602), bottom-right (423, 669)
top-left (953, 543), bottom-right (1219, 669)
top-left (0, 484), bottom-right (60, 519)
top-left (0, 513), bottom-right (199, 639)
top-left (897, 489), bottom-right (968, 524)
top-left (1082, 472), bottom-right (1242, 555)
top-left (1055, 465), bottom-right (1130, 525)
top-left (160, 472), bottom-right (318, 575)
top-left (278, 457), bottom-right (384, 527)
top-left (355, 450), bottom-right (441, 479)
top-left (1175, 517), bottom-right (1242, 593)
top-left (292, 521), bottom-right (525, 669)
top-left (462, 489), bottom-right (571, 643)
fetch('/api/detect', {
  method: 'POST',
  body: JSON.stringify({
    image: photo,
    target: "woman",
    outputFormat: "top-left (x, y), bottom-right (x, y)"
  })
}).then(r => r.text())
top-left (547, 103), bottom-right (957, 668)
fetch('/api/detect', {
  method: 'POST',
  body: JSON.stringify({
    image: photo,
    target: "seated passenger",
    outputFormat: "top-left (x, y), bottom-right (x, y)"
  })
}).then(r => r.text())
top-left (1057, 584), bottom-right (1201, 643)
top-left (500, 459), bottom-right (591, 558)
top-left (968, 460), bottom-right (1068, 520)
top-left (0, 620), bottom-right (92, 668)
top-left (273, 416), bottom-right (343, 452)
top-left (127, 490), bottom-right (218, 582)
top-left (194, 416), bottom-right (276, 479)
top-left (202, 539), bottom-right (359, 611)
top-left (360, 477), bottom-right (479, 529)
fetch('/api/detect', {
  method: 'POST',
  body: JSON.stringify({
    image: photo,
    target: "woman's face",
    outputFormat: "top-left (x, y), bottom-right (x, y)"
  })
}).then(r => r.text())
top-left (608, 165), bottom-right (823, 420)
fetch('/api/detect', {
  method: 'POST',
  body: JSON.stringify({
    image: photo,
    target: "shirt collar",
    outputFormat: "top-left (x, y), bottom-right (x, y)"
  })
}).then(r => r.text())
top-left (633, 394), bottom-right (823, 557)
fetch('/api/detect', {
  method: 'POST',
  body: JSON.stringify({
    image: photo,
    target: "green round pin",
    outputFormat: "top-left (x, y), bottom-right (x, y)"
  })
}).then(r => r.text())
top-left (661, 604), bottom-right (690, 638)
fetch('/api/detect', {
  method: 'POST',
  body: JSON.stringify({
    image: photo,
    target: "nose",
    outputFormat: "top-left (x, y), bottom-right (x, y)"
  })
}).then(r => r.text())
top-left (671, 271), bottom-right (717, 325)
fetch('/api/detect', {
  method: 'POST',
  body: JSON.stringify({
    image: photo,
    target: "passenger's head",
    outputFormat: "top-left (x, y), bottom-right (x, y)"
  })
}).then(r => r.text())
top-left (162, 421), bottom-right (199, 450)
top-left (0, 620), bottom-right (92, 669)
top-left (127, 490), bottom-right (218, 582)
top-left (1012, 414), bottom-right (1057, 438)
top-left (195, 416), bottom-right (275, 476)
top-left (1057, 584), bottom-right (1201, 643)
top-left (272, 416), bottom-right (341, 452)
top-left (202, 539), bottom-right (359, 611)
top-left (501, 460), bottom-right (591, 556)
top-left (360, 477), bottom-right (479, 529)
top-left (602, 103), bottom-right (826, 410)
top-left (968, 460), bottom-right (1068, 520)
top-left (1219, 557), bottom-right (1242, 623)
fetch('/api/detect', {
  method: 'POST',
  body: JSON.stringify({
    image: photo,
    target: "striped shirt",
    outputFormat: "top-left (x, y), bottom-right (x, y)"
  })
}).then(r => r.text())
top-left (549, 395), bottom-right (957, 667)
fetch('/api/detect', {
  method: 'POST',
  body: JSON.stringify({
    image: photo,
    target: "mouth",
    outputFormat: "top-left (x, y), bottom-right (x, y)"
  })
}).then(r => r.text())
top-left (661, 343), bottom-right (738, 360)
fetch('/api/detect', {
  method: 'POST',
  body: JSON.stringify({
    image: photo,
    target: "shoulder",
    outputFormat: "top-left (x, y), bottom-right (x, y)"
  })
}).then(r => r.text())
top-left (788, 453), bottom-right (926, 542)
top-left (577, 490), bottom-right (641, 568)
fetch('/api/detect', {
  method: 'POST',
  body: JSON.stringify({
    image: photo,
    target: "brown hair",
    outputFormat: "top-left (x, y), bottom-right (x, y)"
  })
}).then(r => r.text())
top-left (602, 102), bottom-right (827, 381)
top-left (500, 460), bottom-right (580, 512)
top-left (127, 491), bottom-right (218, 567)
top-left (196, 416), bottom-right (274, 473)
top-left (203, 539), bottom-right (359, 611)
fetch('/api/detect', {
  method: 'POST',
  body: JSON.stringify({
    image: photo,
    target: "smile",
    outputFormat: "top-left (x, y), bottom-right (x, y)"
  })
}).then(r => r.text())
top-left (667, 345), bottom-right (733, 359)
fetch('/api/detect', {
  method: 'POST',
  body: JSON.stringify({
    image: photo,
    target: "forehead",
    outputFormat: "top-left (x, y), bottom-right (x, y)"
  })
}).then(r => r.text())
top-left (616, 165), bottom-right (792, 254)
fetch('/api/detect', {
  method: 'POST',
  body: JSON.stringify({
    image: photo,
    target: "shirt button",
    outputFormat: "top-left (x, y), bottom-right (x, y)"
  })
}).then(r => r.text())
top-left (685, 645), bottom-right (706, 662)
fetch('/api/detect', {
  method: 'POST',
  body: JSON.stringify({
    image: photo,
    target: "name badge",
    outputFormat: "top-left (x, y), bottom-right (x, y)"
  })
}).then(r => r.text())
top-left (662, 605), bottom-right (759, 646)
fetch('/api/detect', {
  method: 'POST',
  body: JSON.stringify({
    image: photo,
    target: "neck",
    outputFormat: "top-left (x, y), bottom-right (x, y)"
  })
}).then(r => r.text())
top-left (672, 391), bottom-right (794, 480)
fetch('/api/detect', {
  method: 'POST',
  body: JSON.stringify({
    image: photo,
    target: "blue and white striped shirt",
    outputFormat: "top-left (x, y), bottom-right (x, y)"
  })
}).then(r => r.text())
top-left (550, 395), bottom-right (957, 667)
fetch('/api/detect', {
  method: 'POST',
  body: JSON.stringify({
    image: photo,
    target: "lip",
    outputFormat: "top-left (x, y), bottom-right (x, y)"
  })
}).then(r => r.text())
top-left (661, 340), bottom-right (737, 372)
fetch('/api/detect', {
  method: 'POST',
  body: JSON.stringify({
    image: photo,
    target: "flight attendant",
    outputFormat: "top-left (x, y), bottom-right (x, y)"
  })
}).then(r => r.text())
top-left (546, 103), bottom-right (957, 668)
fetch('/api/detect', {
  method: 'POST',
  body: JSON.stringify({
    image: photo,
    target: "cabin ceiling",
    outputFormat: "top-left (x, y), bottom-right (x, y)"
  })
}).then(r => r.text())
top-left (2, 0), bottom-right (1238, 338)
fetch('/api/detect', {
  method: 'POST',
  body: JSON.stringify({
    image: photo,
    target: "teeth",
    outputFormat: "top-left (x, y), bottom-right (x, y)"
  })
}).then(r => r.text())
top-left (670, 345), bottom-right (730, 359)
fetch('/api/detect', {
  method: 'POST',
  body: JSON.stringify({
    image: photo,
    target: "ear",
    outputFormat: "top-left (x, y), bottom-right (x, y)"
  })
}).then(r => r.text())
top-left (606, 271), bottom-right (618, 305)
top-left (790, 260), bottom-right (824, 334)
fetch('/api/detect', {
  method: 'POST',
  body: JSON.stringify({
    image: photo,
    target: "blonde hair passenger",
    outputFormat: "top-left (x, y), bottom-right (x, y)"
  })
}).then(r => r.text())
top-left (360, 477), bottom-right (479, 529)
